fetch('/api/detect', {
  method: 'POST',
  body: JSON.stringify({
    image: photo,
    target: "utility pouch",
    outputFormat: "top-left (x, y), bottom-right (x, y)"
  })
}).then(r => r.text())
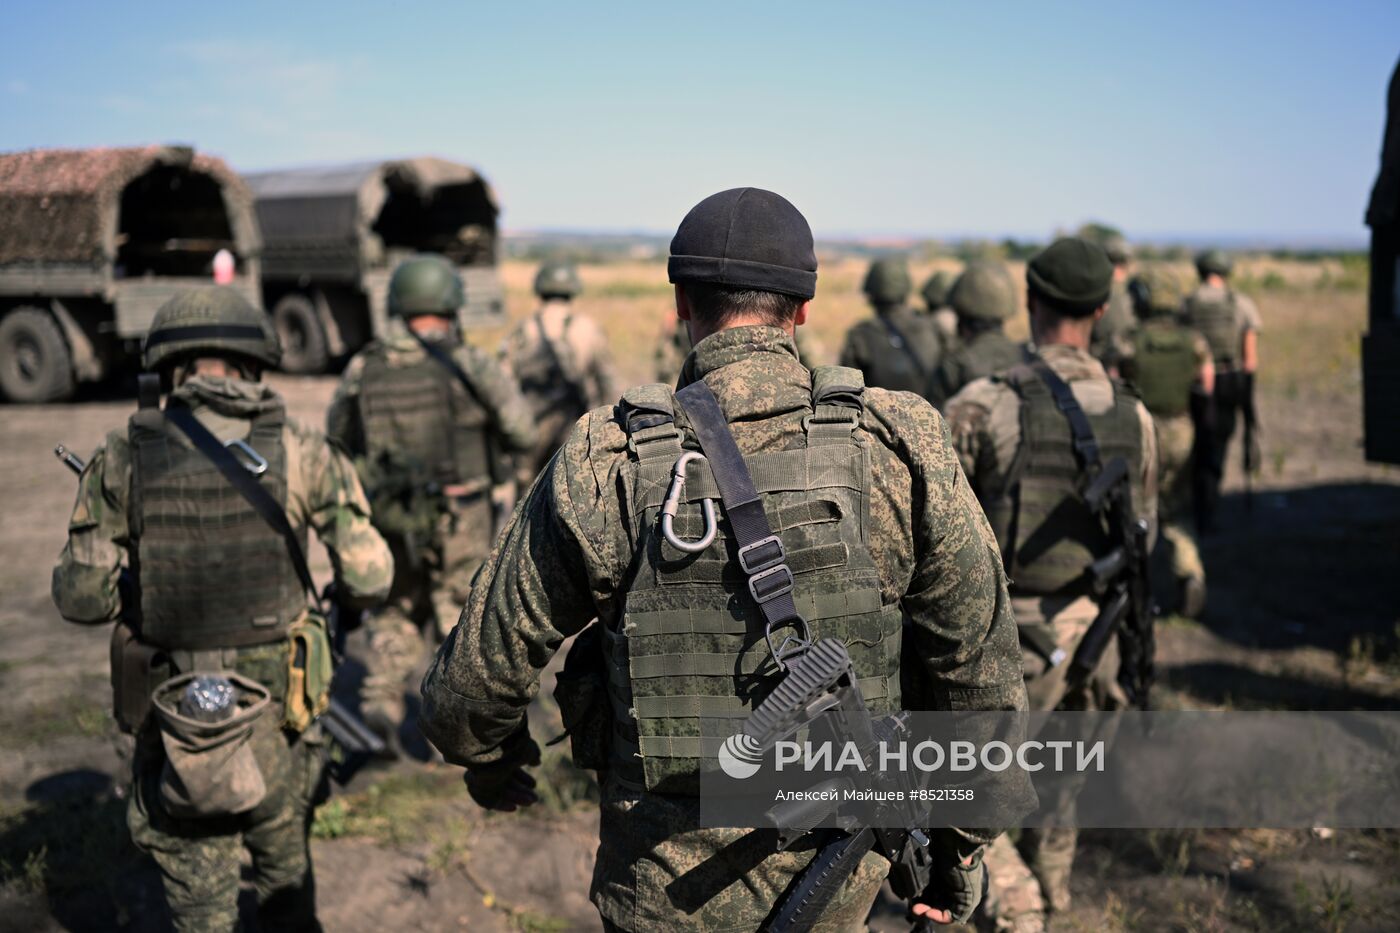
top-left (285, 614), bottom-right (334, 733)
top-left (550, 622), bottom-right (611, 771)
top-left (110, 620), bottom-right (170, 733)
top-left (152, 671), bottom-right (274, 819)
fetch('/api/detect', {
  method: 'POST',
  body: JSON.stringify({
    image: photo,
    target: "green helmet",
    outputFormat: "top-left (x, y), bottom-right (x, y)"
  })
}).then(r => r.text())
top-left (862, 258), bottom-right (912, 304)
top-left (534, 261), bottom-right (582, 299)
top-left (1129, 266), bottom-right (1185, 318)
top-left (142, 286), bottom-right (280, 371)
top-left (1195, 249), bottom-right (1233, 279)
top-left (388, 254), bottom-right (464, 317)
top-left (949, 260), bottom-right (1016, 322)
top-left (1103, 235), bottom-right (1133, 266)
top-left (920, 270), bottom-right (956, 310)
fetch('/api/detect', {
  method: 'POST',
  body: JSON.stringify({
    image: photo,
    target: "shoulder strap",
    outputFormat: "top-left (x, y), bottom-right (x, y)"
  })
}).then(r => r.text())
top-left (162, 402), bottom-right (322, 614)
top-left (1025, 359), bottom-right (1102, 471)
top-left (673, 381), bottom-right (803, 638)
top-left (808, 366), bottom-right (865, 445)
top-left (407, 329), bottom-right (489, 411)
top-left (535, 312), bottom-right (587, 406)
top-left (878, 315), bottom-right (934, 381)
top-left (620, 383), bottom-right (683, 462)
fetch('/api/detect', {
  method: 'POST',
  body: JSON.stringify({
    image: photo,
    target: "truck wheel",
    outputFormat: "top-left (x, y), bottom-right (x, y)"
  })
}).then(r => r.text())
top-left (0, 307), bottom-right (75, 403)
top-left (272, 293), bottom-right (329, 374)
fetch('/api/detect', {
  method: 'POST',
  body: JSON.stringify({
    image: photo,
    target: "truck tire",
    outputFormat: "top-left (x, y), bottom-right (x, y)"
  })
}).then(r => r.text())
top-left (0, 307), bottom-right (76, 403)
top-left (272, 292), bottom-right (329, 374)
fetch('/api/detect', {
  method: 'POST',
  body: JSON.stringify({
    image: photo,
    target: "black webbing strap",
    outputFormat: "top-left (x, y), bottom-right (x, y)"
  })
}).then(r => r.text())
top-left (1028, 360), bottom-right (1101, 471)
top-left (137, 373), bottom-right (161, 410)
top-left (879, 315), bottom-right (933, 382)
top-left (407, 329), bottom-right (490, 411)
top-left (673, 381), bottom-right (802, 631)
top-left (163, 403), bottom-right (322, 614)
top-left (142, 324), bottom-right (268, 350)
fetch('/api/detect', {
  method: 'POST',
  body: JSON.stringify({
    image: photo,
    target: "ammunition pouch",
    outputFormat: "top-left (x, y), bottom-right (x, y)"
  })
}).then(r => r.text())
top-left (151, 671), bottom-right (277, 819)
top-left (550, 622), bottom-right (611, 771)
top-left (285, 613), bottom-right (334, 733)
top-left (110, 620), bottom-right (172, 734)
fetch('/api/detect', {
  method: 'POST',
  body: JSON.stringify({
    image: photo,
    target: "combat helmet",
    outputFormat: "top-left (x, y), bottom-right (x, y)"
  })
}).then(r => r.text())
top-left (1128, 266), bottom-right (1185, 318)
top-left (1195, 249), bottom-right (1233, 279)
top-left (862, 258), bottom-right (912, 304)
top-left (949, 260), bottom-right (1017, 322)
top-left (142, 286), bottom-right (281, 371)
top-left (1103, 235), bottom-right (1133, 266)
top-left (534, 261), bottom-right (583, 299)
top-left (920, 270), bottom-right (956, 310)
top-left (388, 254), bottom-right (465, 317)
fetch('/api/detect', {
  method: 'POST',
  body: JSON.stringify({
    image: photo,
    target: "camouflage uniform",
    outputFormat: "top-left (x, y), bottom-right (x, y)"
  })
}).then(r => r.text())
top-left (838, 306), bottom-right (944, 396)
top-left (327, 325), bottom-right (535, 730)
top-left (927, 261), bottom-right (1025, 409)
top-left (928, 330), bottom-right (1026, 410)
top-left (1089, 279), bottom-right (1137, 371)
top-left (422, 325), bottom-right (1029, 932)
top-left (52, 375), bottom-right (394, 932)
top-left (501, 297), bottom-right (619, 483)
top-left (944, 344), bottom-right (1158, 926)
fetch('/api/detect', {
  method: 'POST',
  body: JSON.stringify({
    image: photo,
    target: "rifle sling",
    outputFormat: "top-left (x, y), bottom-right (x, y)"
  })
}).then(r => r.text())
top-left (162, 403), bottom-right (322, 616)
top-left (879, 315), bottom-right (933, 383)
top-left (1027, 359), bottom-right (1101, 472)
top-left (673, 380), bottom-right (803, 632)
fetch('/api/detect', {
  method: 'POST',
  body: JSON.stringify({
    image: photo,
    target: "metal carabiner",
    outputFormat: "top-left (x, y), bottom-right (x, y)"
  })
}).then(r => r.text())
top-left (224, 438), bottom-right (269, 476)
top-left (659, 451), bottom-right (718, 553)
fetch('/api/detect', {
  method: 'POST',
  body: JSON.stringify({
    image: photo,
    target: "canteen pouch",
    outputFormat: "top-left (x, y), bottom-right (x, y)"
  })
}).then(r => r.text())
top-left (550, 622), bottom-right (611, 771)
top-left (152, 671), bottom-right (274, 819)
top-left (285, 613), bottom-right (334, 732)
top-left (110, 620), bottom-right (171, 733)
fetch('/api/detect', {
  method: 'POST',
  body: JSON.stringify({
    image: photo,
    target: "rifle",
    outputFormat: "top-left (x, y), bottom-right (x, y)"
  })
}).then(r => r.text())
top-left (1069, 455), bottom-right (1155, 708)
top-left (743, 639), bottom-right (935, 933)
top-left (56, 444), bottom-right (384, 774)
top-left (1240, 371), bottom-right (1261, 513)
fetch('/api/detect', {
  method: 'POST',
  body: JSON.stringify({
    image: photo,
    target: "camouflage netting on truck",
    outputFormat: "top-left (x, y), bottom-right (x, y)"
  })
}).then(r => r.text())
top-left (0, 145), bottom-right (260, 267)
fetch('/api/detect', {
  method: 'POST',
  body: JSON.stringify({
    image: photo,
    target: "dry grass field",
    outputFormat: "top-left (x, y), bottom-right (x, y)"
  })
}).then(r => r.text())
top-left (0, 256), bottom-right (1395, 931)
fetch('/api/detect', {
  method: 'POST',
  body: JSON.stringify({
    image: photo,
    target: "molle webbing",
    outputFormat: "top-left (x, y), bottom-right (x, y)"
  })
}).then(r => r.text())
top-left (1185, 290), bottom-right (1240, 366)
top-left (1130, 324), bottom-right (1198, 417)
top-left (357, 346), bottom-right (491, 486)
top-left (131, 405), bottom-right (306, 650)
top-left (986, 362), bottom-right (1142, 596)
top-left (610, 367), bottom-right (902, 794)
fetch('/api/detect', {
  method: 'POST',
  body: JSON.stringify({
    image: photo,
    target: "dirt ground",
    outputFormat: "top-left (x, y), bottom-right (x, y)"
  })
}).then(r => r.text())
top-left (0, 259), bottom-right (1397, 931)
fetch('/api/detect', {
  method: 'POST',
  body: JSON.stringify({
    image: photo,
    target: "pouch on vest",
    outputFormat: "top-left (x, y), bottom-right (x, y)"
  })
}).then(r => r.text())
top-left (152, 671), bottom-right (274, 819)
top-left (284, 613), bottom-right (334, 733)
top-left (549, 621), bottom-right (611, 772)
top-left (110, 620), bottom-right (171, 734)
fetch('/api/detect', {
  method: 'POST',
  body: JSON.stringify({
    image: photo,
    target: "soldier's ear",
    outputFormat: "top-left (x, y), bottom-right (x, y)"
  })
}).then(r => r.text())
top-left (1091, 304), bottom-right (1107, 322)
top-left (675, 284), bottom-right (692, 321)
top-left (793, 302), bottom-right (810, 327)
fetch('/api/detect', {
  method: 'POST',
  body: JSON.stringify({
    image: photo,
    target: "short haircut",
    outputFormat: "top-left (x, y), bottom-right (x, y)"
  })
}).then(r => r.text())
top-left (680, 282), bottom-right (804, 330)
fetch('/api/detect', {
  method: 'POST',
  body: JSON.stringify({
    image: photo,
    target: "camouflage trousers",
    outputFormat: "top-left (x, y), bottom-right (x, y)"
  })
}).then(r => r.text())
top-left (1155, 414), bottom-right (1205, 588)
top-left (982, 595), bottom-right (1128, 930)
top-left (360, 497), bottom-right (494, 725)
top-left (127, 720), bottom-right (328, 933)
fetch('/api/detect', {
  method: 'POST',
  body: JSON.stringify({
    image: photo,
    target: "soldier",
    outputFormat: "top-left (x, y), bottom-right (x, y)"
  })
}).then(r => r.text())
top-left (500, 260), bottom-right (618, 484)
top-left (327, 254), bottom-right (535, 754)
top-left (1089, 235), bottom-right (1137, 372)
top-left (421, 188), bottom-right (1030, 931)
top-left (921, 268), bottom-right (960, 345)
top-left (944, 238), bottom-right (1158, 929)
top-left (51, 287), bottom-right (394, 932)
top-left (926, 260), bottom-right (1025, 409)
top-left (1182, 249), bottom-right (1262, 532)
top-left (839, 257), bottom-right (945, 394)
top-left (1119, 266), bottom-right (1214, 618)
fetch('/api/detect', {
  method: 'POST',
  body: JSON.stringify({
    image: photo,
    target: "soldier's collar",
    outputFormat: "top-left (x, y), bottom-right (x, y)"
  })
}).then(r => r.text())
top-left (678, 325), bottom-right (800, 387)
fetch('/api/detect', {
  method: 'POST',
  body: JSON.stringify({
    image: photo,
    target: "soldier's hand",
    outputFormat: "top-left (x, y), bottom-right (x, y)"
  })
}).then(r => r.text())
top-left (909, 851), bottom-right (986, 926)
top-left (463, 734), bottom-right (542, 812)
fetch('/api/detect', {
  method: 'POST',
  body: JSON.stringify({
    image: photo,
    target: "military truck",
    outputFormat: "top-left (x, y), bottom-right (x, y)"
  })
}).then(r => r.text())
top-left (0, 145), bottom-right (261, 402)
top-left (245, 157), bottom-right (504, 373)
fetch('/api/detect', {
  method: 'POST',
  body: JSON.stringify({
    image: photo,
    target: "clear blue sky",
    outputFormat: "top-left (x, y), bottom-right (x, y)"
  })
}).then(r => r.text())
top-left (4, 0), bottom-right (1396, 243)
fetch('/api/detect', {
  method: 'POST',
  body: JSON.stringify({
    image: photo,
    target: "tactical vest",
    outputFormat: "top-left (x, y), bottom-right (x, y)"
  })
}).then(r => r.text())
top-left (357, 345), bottom-right (492, 487)
top-left (129, 404), bottom-right (307, 650)
top-left (1128, 322), bottom-right (1198, 417)
top-left (609, 367), bottom-right (903, 794)
top-left (961, 331), bottom-right (1025, 383)
top-left (514, 313), bottom-right (586, 414)
top-left (1184, 289), bottom-right (1241, 367)
top-left (984, 366), bottom-right (1143, 595)
top-left (860, 311), bottom-right (941, 394)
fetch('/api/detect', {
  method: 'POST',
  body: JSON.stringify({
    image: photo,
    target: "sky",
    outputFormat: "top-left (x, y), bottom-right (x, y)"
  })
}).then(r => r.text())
top-left (3, 0), bottom-right (1397, 244)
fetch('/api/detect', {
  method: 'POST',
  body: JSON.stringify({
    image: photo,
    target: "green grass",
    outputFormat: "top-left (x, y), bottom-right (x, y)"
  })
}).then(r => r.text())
top-left (0, 693), bottom-right (113, 748)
